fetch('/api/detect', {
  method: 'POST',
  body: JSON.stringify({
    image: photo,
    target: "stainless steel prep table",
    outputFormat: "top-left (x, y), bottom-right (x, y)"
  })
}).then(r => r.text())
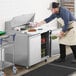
top-left (4, 14), bottom-right (51, 68)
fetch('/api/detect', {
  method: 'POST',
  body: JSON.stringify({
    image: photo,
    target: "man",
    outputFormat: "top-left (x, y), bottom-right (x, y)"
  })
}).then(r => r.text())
top-left (36, 2), bottom-right (76, 63)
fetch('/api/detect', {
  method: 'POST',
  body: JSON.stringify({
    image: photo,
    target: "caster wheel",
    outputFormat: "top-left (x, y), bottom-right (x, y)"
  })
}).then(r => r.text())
top-left (12, 66), bottom-right (17, 75)
top-left (45, 59), bottom-right (47, 62)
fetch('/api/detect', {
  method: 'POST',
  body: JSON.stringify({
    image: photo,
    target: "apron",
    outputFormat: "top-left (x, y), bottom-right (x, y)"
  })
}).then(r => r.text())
top-left (57, 18), bottom-right (76, 45)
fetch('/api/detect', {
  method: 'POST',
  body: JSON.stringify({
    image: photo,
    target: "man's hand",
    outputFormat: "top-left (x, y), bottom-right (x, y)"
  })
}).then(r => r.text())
top-left (34, 21), bottom-right (46, 27)
top-left (35, 22), bottom-right (41, 27)
top-left (58, 31), bottom-right (65, 38)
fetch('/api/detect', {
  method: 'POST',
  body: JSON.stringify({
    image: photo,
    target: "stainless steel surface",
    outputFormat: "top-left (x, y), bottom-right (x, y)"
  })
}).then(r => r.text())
top-left (10, 13), bottom-right (35, 28)
top-left (5, 32), bottom-right (42, 67)
top-left (5, 33), bottom-right (29, 67)
top-left (29, 34), bottom-right (41, 66)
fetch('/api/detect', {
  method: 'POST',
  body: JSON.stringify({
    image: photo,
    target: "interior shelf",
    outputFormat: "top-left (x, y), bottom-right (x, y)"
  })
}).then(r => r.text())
top-left (41, 32), bottom-right (49, 58)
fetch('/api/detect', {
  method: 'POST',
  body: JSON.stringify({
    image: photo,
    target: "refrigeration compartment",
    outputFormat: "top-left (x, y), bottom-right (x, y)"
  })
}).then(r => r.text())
top-left (41, 31), bottom-right (50, 58)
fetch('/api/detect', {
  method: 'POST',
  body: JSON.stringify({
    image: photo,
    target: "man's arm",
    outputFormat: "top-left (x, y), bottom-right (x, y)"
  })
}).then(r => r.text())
top-left (62, 11), bottom-right (69, 32)
top-left (59, 10), bottom-right (69, 38)
top-left (36, 14), bottom-right (56, 26)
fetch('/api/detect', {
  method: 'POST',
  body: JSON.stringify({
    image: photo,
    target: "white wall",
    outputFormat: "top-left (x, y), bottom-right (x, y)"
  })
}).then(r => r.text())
top-left (0, 0), bottom-right (57, 30)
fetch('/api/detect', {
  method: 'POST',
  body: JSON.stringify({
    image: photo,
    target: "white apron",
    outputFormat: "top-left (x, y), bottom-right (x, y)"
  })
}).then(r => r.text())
top-left (57, 18), bottom-right (76, 45)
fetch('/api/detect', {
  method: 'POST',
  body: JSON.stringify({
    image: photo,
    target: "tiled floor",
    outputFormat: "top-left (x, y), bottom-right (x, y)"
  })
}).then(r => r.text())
top-left (1, 49), bottom-right (75, 76)
top-left (4, 48), bottom-right (72, 76)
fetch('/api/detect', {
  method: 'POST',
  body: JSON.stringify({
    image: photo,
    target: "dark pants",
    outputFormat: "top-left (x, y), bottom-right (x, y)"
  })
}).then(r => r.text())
top-left (59, 44), bottom-right (76, 59)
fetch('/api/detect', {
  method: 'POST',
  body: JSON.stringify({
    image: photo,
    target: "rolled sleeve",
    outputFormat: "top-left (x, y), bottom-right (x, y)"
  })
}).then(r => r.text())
top-left (62, 12), bottom-right (69, 32)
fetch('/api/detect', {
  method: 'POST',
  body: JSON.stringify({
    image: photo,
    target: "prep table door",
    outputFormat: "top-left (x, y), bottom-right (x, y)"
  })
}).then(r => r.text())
top-left (29, 34), bottom-right (41, 66)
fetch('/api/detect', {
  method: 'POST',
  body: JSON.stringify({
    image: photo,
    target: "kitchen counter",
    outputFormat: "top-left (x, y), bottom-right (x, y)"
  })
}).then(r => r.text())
top-left (21, 24), bottom-right (55, 36)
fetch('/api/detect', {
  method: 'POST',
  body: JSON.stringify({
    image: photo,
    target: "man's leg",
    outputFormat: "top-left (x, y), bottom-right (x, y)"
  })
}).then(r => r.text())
top-left (59, 44), bottom-right (66, 59)
top-left (55, 44), bottom-right (66, 62)
top-left (70, 45), bottom-right (76, 63)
